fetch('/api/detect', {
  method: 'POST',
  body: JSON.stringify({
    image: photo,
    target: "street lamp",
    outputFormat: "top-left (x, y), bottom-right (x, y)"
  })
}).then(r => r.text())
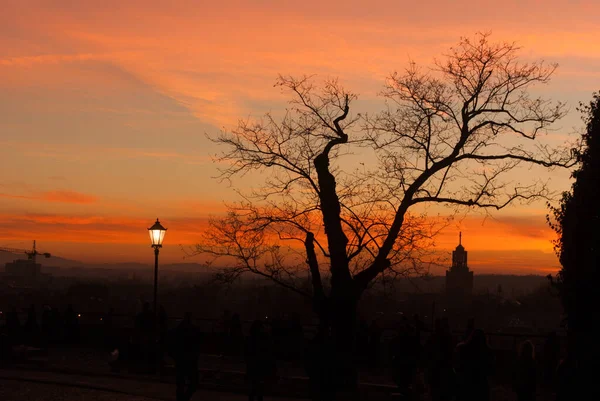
top-left (148, 218), bottom-right (166, 374)
top-left (148, 218), bottom-right (167, 324)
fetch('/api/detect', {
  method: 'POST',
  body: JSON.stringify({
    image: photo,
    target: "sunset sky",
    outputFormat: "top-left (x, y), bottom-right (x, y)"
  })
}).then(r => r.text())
top-left (1, 1), bottom-right (599, 274)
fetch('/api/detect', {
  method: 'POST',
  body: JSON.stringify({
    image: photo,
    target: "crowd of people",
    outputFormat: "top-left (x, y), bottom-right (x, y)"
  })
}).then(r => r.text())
top-left (1, 304), bottom-right (81, 351)
top-left (1, 304), bottom-right (572, 401)
top-left (108, 302), bottom-right (169, 373)
top-left (214, 312), bottom-right (566, 401)
top-left (384, 316), bottom-right (566, 401)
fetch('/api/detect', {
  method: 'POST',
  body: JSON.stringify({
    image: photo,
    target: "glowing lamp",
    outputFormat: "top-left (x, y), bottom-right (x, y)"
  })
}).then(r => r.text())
top-left (148, 217), bottom-right (167, 373)
top-left (148, 218), bottom-right (167, 247)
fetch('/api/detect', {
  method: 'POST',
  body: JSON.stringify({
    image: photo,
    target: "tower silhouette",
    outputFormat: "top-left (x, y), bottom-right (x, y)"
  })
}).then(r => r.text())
top-left (445, 232), bottom-right (474, 303)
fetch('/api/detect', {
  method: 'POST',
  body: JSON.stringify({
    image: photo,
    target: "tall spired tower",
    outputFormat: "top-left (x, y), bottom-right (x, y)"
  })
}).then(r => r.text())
top-left (445, 232), bottom-right (474, 301)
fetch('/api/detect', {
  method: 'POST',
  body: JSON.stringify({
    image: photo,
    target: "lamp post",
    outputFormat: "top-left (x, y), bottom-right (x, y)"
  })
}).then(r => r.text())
top-left (148, 218), bottom-right (167, 336)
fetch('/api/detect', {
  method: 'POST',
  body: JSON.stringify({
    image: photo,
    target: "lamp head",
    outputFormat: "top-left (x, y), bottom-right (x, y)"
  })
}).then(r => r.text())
top-left (148, 218), bottom-right (167, 247)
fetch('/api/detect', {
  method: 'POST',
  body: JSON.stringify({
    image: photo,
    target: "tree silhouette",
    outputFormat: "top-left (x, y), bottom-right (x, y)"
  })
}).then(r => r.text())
top-left (196, 33), bottom-right (575, 389)
top-left (548, 91), bottom-right (599, 395)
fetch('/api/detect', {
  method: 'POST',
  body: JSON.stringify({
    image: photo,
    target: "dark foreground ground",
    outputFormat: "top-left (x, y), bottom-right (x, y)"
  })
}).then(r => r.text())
top-left (0, 371), bottom-right (305, 401)
top-left (0, 374), bottom-right (518, 401)
top-left (0, 368), bottom-right (550, 401)
top-left (0, 378), bottom-right (158, 401)
top-left (0, 345), bottom-right (556, 401)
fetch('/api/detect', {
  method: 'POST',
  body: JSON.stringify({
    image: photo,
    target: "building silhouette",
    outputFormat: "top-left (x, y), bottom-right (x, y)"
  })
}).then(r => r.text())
top-left (5, 259), bottom-right (41, 279)
top-left (2, 258), bottom-right (52, 288)
top-left (445, 232), bottom-right (473, 303)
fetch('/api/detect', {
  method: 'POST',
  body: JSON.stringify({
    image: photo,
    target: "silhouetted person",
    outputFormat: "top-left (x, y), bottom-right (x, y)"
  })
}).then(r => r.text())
top-left (368, 319), bottom-right (382, 368)
top-left (0, 332), bottom-right (13, 363)
top-left (169, 312), bottom-right (201, 401)
top-left (64, 304), bottom-right (79, 343)
top-left (270, 315), bottom-right (284, 359)
top-left (50, 307), bottom-right (61, 342)
top-left (135, 302), bottom-right (153, 332)
top-left (245, 320), bottom-right (276, 401)
top-left (24, 304), bottom-right (39, 345)
top-left (221, 309), bottom-right (232, 353)
top-left (426, 318), bottom-right (455, 401)
top-left (158, 305), bottom-right (168, 363)
top-left (463, 317), bottom-right (475, 342)
top-left (390, 320), bottom-right (421, 398)
top-left (455, 329), bottom-right (494, 401)
top-left (413, 313), bottom-right (424, 342)
top-left (230, 313), bottom-right (244, 355)
top-left (41, 305), bottom-right (51, 332)
top-left (542, 331), bottom-right (559, 387)
top-left (513, 340), bottom-right (536, 401)
top-left (5, 306), bottom-right (20, 344)
top-left (289, 313), bottom-right (304, 360)
top-left (103, 307), bottom-right (115, 349)
top-left (158, 305), bottom-right (168, 333)
top-left (305, 324), bottom-right (335, 401)
top-left (221, 309), bottom-right (232, 333)
top-left (555, 332), bottom-right (579, 401)
top-left (289, 313), bottom-right (303, 337)
top-left (356, 320), bottom-right (369, 363)
top-left (41, 305), bottom-right (52, 347)
top-left (135, 302), bottom-right (153, 367)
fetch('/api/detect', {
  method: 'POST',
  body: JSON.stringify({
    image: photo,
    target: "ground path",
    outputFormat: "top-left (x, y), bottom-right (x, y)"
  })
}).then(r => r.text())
top-left (0, 345), bottom-right (556, 400)
top-left (0, 369), bottom-right (306, 401)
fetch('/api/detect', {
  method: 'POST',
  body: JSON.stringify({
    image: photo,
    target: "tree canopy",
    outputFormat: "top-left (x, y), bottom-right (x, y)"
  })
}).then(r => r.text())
top-left (548, 92), bottom-right (600, 332)
top-left (196, 33), bottom-right (576, 306)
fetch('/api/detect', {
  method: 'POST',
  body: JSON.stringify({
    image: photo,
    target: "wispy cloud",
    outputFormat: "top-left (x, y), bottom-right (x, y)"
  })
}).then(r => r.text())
top-left (0, 141), bottom-right (212, 165)
top-left (42, 191), bottom-right (97, 204)
top-left (0, 213), bottom-right (209, 245)
top-left (0, 52), bottom-right (121, 67)
top-left (4, 2), bottom-right (598, 127)
top-left (0, 190), bottom-right (98, 204)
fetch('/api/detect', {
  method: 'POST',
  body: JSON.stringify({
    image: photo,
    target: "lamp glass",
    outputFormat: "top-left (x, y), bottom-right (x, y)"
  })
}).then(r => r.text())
top-left (148, 219), bottom-right (167, 246)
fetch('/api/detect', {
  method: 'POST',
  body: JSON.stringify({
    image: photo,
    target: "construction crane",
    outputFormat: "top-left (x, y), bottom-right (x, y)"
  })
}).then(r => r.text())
top-left (0, 240), bottom-right (51, 265)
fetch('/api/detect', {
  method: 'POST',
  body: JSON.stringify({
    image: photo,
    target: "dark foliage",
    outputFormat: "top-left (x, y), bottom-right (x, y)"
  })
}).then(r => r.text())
top-left (548, 92), bottom-right (600, 399)
top-left (548, 92), bottom-right (600, 332)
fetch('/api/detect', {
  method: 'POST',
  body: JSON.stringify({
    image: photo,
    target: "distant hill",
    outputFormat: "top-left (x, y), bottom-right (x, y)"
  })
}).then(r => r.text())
top-left (0, 251), bottom-right (84, 269)
top-left (84, 261), bottom-right (211, 273)
top-left (0, 251), bottom-right (210, 273)
top-left (0, 250), bottom-right (550, 296)
top-left (383, 274), bottom-right (550, 297)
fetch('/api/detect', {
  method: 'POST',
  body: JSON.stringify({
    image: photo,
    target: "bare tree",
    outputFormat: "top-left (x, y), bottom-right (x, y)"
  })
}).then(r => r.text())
top-left (194, 33), bottom-right (575, 387)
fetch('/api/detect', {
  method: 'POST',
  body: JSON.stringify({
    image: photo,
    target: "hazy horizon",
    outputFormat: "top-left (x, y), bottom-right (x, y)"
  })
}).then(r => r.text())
top-left (0, 245), bottom-right (559, 276)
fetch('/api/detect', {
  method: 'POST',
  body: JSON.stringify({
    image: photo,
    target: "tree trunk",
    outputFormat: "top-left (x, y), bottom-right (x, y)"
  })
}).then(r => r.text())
top-left (331, 295), bottom-right (359, 392)
top-left (313, 279), bottom-right (360, 396)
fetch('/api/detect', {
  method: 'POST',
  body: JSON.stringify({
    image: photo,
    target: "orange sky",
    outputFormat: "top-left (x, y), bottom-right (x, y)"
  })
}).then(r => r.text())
top-left (1, 1), bottom-right (599, 273)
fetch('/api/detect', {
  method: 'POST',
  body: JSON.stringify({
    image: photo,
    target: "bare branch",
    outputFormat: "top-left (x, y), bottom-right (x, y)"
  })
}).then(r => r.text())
top-left (194, 33), bottom-right (575, 304)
